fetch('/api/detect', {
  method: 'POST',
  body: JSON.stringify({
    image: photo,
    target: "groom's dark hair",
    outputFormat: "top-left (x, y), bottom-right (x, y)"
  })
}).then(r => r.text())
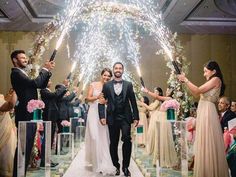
top-left (113, 62), bottom-right (124, 69)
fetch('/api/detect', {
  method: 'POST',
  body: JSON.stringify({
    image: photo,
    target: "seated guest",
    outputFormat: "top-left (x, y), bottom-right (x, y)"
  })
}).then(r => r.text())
top-left (218, 96), bottom-right (236, 132)
top-left (0, 89), bottom-right (17, 177)
top-left (231, 100), bottom-right (236, 114)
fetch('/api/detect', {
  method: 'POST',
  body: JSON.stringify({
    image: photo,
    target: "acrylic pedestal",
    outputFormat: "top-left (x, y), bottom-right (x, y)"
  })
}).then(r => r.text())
top-left (70, 117), bottom-right (85, 142)
top-left (57, 132), bottom-right (74, 160)
top-left (156, 120), bottom-right (188, 177)
top-left (17, 121), bottom-right (51, 177)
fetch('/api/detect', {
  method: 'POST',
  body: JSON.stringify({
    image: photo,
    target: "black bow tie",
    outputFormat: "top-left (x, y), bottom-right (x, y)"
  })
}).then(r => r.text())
top-left (114, 80), bottom-right (123, 84)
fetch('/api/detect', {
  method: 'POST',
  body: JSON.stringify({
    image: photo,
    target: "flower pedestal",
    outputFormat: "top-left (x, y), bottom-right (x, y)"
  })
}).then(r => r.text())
top-left (75, 121), bottom-right (85, 143)
top-left (156, 120), bottom-right (188, 177)
top-left (17, 121), bottom-right (51, 177)
top-left (70, 118), bottom-right (85, 143)
top-left (57, 132), bottom-right (74, 160)
top-left (136, 125), bottom-right (144, 145)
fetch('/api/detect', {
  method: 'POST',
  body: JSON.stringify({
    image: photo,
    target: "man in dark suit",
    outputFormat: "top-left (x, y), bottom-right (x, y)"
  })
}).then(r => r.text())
top-left (218, 96), bottom-right (236, 132)
top-left (56, 85), bottom-right (78, 132)
top-left (10, 50), bottom-right (55, 176)
top-left (40, 80), bottom-right (67, 167)
top-left (98, 62), bottom-right (139, 177)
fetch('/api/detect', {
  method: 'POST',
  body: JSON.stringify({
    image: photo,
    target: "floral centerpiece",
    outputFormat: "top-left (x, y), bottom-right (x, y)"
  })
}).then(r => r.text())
top-left (160, 99), bottom-right (180, 120)
top-left (61, 120), bottom-right (71, 133)
top-left (27, 99), bottom-right (45, 120)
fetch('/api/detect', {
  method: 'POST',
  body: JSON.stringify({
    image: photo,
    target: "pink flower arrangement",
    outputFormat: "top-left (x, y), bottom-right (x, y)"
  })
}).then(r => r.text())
top-left (27, 99), bottom-right (45, 113)
top-left (61, 120), bottom-right (71, 127)
top-left (160, 99), bottom-right (180, 112)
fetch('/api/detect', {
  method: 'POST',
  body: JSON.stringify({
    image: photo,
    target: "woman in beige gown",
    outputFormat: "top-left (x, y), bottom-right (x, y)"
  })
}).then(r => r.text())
top-left (140, 87), bottom-right (163, 156)
top-left (142, 87), bottom-right (178, 167)
top-left (0, 90), bottom-right (17, 177)
top-left (178, 60), bottom-right (229, 177)
top-left (137, 96), bottom-right (149, 147)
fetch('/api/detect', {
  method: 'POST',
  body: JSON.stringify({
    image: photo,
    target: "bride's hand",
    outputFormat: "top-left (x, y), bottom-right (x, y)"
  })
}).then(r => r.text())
top-left (98, 93), bottom-right (106, 104)
top-left (100, 118), bottom-right (106, 125)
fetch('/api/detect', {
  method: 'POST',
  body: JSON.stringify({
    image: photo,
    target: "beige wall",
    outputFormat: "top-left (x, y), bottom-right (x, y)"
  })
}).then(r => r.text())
top-left (0, 32), bottom-right (235, 100)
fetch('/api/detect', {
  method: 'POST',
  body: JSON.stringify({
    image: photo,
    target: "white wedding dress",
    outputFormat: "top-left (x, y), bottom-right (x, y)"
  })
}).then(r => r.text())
top-left (84, 83), bottom-right (115, 174)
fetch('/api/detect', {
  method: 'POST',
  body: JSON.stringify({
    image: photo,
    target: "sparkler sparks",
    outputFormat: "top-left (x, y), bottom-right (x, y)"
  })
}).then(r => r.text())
top-left (43, 0), bottom-right (182, 90)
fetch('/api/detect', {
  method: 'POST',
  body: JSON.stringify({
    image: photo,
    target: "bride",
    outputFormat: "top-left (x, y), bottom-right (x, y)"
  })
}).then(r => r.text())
top-left (84, 68), bottom-right (115, 174)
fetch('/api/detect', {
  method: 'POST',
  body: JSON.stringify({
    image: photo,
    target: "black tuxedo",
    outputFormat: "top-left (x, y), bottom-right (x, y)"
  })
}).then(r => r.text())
top-left (40, 87), bottom-right (67, 122)
top-left (98, 80), bottom-right (139, 125)
top-left (11, 68), bottom-right (51, 125)
top-left (57, 92), bottom-right (76, 133)
top-left (220, 110), bottom-right (236, 132)
top-left (57, 92), bottom-right (76, 121)
top-left (11, 67), bottom-right (51, 177)
top-left (98, 80), bottom-right (139, 169)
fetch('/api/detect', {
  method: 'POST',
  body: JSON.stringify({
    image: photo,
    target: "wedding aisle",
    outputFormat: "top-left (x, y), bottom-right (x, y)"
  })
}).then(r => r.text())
top-left (63, 143), bottom-right (144, 177)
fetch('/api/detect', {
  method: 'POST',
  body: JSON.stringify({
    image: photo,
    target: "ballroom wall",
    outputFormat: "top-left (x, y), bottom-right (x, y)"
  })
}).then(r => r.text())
top-left (0, 31), bottom-right (235, 100)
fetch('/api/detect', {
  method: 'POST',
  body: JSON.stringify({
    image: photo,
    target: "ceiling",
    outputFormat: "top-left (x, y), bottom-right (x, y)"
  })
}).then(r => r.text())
top-left (0, 0), bottom-right (236, 34)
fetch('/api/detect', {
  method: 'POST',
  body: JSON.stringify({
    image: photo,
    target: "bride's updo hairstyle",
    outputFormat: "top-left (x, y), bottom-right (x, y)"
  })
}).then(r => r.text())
top-left (204, 60), bottom-right (225, 96)
top-left (101, 68), bottom-right (113, 77)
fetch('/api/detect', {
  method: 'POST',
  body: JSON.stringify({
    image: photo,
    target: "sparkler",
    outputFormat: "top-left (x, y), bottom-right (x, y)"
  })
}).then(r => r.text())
top-left (76, 72), bottom-right (84, 87)
top-left (136, 65), bottom-right (145, 87)
top-left (49, 0), bottom-right (83, 61)
top-left (67, 61), bottom-right (77, 80)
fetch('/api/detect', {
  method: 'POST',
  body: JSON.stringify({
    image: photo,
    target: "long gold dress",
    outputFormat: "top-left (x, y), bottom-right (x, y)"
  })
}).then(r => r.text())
top-left (0, 94), bottom-right (17, 177)
top-left (137, 103), bottom-right (148, 145)
top-left (194, 88), bottom-right (229, 177)
top-left (146, 100), bottom-right (161, 155)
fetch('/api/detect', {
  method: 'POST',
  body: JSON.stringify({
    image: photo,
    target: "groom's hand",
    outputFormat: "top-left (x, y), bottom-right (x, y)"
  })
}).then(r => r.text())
top-left (133, 120), bottom-right (139, 127)
top-left (100, 118), bottom-right (106, 125)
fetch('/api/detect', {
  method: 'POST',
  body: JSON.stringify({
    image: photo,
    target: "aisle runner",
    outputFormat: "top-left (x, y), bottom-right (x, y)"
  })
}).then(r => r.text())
top-left (63, 143), bottom-right (144, 177)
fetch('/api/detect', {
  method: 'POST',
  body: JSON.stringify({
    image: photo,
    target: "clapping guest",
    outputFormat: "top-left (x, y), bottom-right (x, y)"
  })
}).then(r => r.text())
top-left (10, 50), bottom-right (55, 176)
top-left (0, 90), bottom-right (17, 177)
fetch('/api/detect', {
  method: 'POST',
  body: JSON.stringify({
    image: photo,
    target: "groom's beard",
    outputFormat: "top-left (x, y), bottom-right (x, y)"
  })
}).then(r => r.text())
top-left (114, 72), bottom-right (122, 78)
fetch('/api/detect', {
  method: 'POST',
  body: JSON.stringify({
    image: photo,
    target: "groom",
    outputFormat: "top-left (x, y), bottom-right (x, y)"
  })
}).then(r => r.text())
top-left (98, 62), bottom-right (139, 177)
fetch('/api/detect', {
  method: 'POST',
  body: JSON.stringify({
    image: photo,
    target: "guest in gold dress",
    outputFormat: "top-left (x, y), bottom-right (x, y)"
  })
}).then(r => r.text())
top-left (137, 96), bottom-right (149, 147)
top-left (178, 60), bottom-right (229, 177)
top-left (0, 90), bottom-right (17, 177)
top-left (139, 87), bottom-right (163, 156)
top-left (142, 87), bottom-right (178, 167)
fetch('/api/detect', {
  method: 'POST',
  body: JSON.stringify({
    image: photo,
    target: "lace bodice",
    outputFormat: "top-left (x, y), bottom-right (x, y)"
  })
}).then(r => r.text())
top-left (89, 82), bottom-right (102, 105)
top-left (200, 87), bottom-right (220, 103)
